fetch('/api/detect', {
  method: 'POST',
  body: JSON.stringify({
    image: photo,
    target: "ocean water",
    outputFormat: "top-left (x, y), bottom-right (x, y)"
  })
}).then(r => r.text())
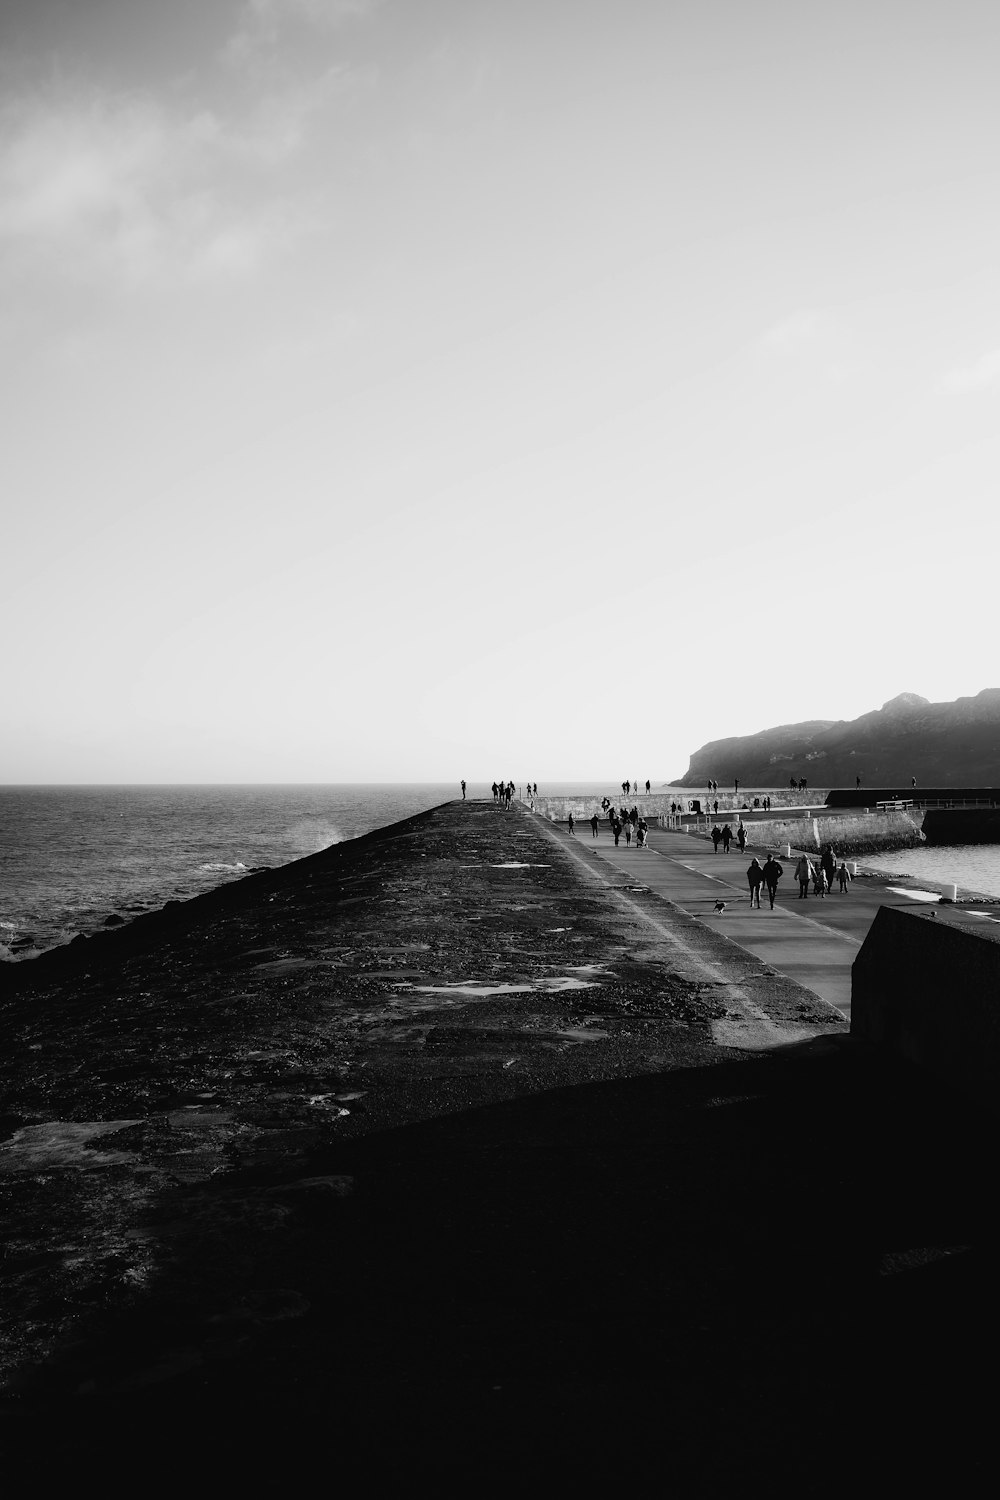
top-left (0, 781), bottom-right (615, 961)
top-left (0, 783), bottom-right (461, 961)
top-left (858, 843), bottom-right (1000, 899)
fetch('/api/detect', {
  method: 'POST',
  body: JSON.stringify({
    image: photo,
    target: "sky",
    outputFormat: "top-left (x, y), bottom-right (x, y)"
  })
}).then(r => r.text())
top-left (4, 0), bottom-right (1000, 783)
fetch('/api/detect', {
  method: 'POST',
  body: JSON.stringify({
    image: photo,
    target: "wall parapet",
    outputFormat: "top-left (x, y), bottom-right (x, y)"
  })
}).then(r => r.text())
top-left (852, 906), bottom-right (1000, 1110)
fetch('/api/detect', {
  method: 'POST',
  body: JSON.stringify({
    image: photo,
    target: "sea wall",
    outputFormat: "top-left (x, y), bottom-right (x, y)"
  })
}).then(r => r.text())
top-left (852, 906), bottom-right (1000, 1110)
top-left (921, 808), bottom-right (1000, 845)
top-left (530, 799), bottom-right (925, 856)
top-left (530, 788), bottom-right (831, 821)
top-left (738, 810), bottom-right (925, 857)
top-left (531, 794), bottom-right (693, 821)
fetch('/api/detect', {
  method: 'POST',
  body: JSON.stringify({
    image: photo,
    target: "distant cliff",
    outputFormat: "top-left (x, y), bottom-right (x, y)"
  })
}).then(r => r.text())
top-left (676, 690), bottom-right (1000, 788)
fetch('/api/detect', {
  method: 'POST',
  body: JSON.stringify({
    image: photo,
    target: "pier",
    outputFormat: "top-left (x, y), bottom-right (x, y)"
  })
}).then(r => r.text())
top-left (2, 799), bottom-right (998, 1490)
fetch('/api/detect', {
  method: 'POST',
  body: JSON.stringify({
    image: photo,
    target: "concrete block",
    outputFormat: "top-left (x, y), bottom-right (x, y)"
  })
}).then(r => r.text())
top-left (852, 906), bottom-right (1000, 1108)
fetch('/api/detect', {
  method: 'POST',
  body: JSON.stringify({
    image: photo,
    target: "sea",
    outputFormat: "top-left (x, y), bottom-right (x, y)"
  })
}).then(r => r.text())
top-left (5, 782), bottom-right (1000, 964)
top-left (849, 843), bottom-right (1000, 900)
top-left (0, 781), bottom-right (615, 962)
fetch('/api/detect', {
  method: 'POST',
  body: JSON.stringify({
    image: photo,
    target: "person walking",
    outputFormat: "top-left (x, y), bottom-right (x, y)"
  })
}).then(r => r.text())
top-left (721, 823), bottom-right (733, 853)
top-left (812, 864), bottom-right (827, 897)
top-left (747, 858), bottom-right (764, 908)
top-left (624, 821), bottom-right (632, 847)
top-left (737, 824), bottom-right (747, 853)
top-left (590, 813), bottom-right (600, 837)
top-left (820, 845), bottom-right (836, 893)
top-left (613, 819), bottom-right (621, 846)
top-left (794, 854), bottom-right (815, 898)
top-left (837, 860), bottom-right (853, 893)
top-left (711, 824), bottom-right (722, 853)
top-left (568, 812), bottom-right (575, 835)
top-left (762, 853), bottom-right (783, 909)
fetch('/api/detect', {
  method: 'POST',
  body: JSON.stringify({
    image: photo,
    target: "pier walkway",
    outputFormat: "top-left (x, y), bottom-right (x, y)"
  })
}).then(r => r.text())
top-left (541, 820), bottom-right (980, 1021)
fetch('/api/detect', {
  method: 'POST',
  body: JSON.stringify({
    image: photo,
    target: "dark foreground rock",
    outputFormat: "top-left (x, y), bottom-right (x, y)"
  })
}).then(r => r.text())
top-left (1, 802), bottom-right (998, 1491)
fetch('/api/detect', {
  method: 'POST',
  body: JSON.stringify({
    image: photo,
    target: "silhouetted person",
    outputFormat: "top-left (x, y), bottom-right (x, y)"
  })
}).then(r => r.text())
top-left (613, 820), bottom-right (621, 846)
top-left (713, 799), bottom-right (719, 815)
top-left (461, 780), bottom-right (466, 799)
top-left (837, 860), bottom-right (853, 893)
top-left (711, 824), bottom-right (722, 852)
top-left (856, 776), bottom-right (862, 792)
top-left (821, 845), bottom-right (836, 892)
top-left (762, 854), bottom-right (783, 908)
top-left (590, 814), bottom-right (599, 838)
top-left (737, 824), bottom-right (747, 853)
top-left (568, 812), bottom-right (575, 835)
top-left (721, 823), bottom-right (733, 853)
top-left (645, 780), bottom-right (650, 795)
top-left (747, 858), bottom-right (764, 908)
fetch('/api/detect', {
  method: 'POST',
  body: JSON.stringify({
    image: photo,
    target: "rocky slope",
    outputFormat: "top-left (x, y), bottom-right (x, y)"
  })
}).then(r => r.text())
top-left (676, 689), bottom-right (1000, 787)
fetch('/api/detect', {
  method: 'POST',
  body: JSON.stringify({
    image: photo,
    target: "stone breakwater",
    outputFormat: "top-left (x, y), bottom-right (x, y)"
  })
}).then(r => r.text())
top-left (2, 798), bottom-right (998, 1491)
top-left (738, 809), bottom-right (925, 857)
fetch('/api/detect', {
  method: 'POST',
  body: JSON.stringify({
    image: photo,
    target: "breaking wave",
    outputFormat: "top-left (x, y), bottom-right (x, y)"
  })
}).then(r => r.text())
top-left (198, 862), bottom-right (248, 873)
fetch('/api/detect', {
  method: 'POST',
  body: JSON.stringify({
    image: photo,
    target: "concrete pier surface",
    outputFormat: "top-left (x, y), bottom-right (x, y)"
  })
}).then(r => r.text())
top-left (548, 818), bottom-right (999, 1022)
top-left (2, 801), bottom-right (998, 1491)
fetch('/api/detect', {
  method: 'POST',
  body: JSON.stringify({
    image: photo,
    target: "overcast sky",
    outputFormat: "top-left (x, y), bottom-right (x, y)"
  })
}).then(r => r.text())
top-left (4, 0), bottom-right (1000, 783)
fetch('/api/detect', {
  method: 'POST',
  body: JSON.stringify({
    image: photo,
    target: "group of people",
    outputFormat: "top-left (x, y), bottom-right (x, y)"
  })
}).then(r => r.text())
top-left (712, 832), bottom-right (855, 909)
top-left (491, 780), bottom-right (517, 809)
top-left (620, 780), bottom-right (652, 798)
top-left (710, 822), bottom-right (748, 854)
top-left (572, 802), bottom-right (649, 848)
top-left (792, 845), bottom-right (853, 898)
top-left (744, 854), bottom-right (786, 909)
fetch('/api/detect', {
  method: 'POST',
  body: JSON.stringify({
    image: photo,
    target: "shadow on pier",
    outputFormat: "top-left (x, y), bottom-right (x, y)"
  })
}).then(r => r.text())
top-left (11, 1034), bottom-right (999, 1494)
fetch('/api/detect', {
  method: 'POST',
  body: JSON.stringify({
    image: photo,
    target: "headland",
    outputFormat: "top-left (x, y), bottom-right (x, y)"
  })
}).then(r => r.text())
top-left (1, 800), bottom-right (997, 1490)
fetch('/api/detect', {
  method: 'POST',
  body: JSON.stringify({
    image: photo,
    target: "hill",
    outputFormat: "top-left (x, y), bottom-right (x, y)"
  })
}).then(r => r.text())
top-left (675, 689), bottom-right (1000, 787)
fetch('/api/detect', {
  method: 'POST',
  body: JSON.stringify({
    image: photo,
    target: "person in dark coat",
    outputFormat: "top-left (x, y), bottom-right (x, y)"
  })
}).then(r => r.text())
top-left (721, 823), bottom-right (733, 853)
top-left (820, 845), bottom-right (836, 893)
top-left (737, 824), bottom-right (747, 853)
top-left (762, 854), bottom-right (783, 909)
top-left (711, 824), bottom-right (722, 853)
top-left (747, 858), bottom-right (764, 909)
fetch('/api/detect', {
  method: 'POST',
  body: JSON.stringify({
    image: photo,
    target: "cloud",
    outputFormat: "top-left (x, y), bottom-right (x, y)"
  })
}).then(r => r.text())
top-left (939, 349), bottom-right (1000, 395)
top-left (0, 88), bottom-right (308, 284)
top-left (225, 0), bottom-right (382, 70)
